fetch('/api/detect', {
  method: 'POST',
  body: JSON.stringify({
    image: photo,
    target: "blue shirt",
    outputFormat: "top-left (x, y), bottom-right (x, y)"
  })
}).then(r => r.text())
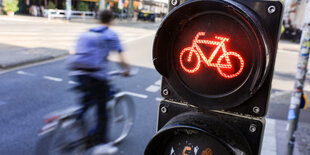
top-left (67, 26), bottom-right (123, 80)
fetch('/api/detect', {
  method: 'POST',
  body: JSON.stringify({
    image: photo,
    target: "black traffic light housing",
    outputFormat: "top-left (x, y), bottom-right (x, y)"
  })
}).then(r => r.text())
top-left (146, 0), bottom-right (283, 154)
top-left (153, 0), bottom-right (282, 116)
top-left (145, 101), bottom-right (264, 155)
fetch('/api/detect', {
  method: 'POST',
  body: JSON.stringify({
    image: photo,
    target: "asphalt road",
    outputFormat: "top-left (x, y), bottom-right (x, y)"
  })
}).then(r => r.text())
top-left (1, 57), bottom-right (310, 155)
top-left (0, 59), bottom-right (161, 155)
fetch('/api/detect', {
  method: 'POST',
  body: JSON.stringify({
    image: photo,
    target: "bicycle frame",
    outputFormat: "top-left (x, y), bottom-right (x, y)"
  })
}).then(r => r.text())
top-left (179, 32), bottom-right (244, 78)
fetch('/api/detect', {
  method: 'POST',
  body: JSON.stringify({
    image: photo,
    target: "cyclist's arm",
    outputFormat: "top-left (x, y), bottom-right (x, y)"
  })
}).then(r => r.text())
top-left (118, 53), bottom-right (130, 76)
top-left (110, 32), bottom-right (129, 75)
top-left (103, 31), bottom-right (129, 75)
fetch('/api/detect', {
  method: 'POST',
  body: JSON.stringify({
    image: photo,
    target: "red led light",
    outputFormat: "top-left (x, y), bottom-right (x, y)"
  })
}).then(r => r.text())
top-left (179, 32), bottom-right (245, 79)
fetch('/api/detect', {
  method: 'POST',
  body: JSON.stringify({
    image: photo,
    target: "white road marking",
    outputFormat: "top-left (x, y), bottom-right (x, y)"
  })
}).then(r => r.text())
top-left (116, 91), bottom-right (148, 99)
top-left (68, 80), bottom-right (78, 84)
top-left (122, 32), bottom-right (155, 44)
top-left (156, 97), bottom-right (163, 101)
top-left (146, 85), bottom-right (161, 93)
top-left (17, 70), bottom-right (35, 76)
top-left (0, 101), bottom-right (7, 105)
top-left (43, 76), bottom-right (63, 82)
top-left (155, 79), bottom-right (161, 86)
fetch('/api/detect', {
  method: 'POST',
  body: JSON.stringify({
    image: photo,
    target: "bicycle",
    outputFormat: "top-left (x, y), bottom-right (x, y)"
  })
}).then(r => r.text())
top-left (179, 32), bottom-right (245, 79)
top-left (34, 69), bottom-right (136, 155)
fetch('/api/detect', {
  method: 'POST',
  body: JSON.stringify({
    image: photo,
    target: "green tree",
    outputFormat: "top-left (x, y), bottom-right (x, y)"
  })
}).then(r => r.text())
top-left (47, 1), bottom-right (56, 9)
top-left (2, 0), bottom-right (19, 13)
top-left (78, 2), bottom-right (89, 11)
top-left (62, 2), bottom-right (66, 10)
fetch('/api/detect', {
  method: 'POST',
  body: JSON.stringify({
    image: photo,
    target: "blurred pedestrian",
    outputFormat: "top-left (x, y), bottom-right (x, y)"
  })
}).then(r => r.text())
top-left (0, 0), bottom-right (3, 15)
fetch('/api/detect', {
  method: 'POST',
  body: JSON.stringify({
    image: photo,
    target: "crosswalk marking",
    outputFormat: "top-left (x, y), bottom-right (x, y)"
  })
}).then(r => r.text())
top-left (146, 85), bottom-right (161, 93)
top-left (16, 69), bottom-right (151, 100)
top-left (68, 80), bottom-right (78, 85)
top-left (116, 91), bottom-right (148, 99)
top-left (43, 76), bottom-right (63, 82)
top-left (145, 79), bottom-right (162, 93)
top-left (156, 97), bottom-right (163, 101)
top-left (17, 70), bottom-right (35, 76)
top-left (0, 101), bottom-right (7, 105)
top-left (155, 79), bottom-right (161, 86)
top-left (0, 17), bottom-right (156, 51)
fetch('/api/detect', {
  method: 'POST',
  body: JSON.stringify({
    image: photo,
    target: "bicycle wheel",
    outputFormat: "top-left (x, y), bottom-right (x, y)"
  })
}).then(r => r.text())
top-left (107, 94), bottom-right (135, 145)
top-left (179, 47), bottom-right (201, 73)
top-left (217, 51), bottom-right (245, 79)
top-left (35, 118), bottom-right (88, 155)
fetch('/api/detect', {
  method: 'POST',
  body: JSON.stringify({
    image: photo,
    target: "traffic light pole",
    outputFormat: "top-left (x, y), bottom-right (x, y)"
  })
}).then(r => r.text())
top-left (99, 0), bottom-right (106, 10)
top-left (286, 3), bottom-right (310, 154)
top-left (65, 0), bottom-right (72, 21)
top-left (128, 0), bottom-right (134, 19)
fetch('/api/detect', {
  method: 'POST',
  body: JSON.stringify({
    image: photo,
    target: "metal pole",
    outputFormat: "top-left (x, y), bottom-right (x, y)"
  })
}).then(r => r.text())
top-left (65, 0), bottom-right (72, 21)
top-left (285, 1), bottom-right (310, 155)
top-left (99, 0), bottom-right (106, 11)
top-left (128, 0), bottom-right (134, 19)
top-left (121, 8), bottom-right (123, 21)
top-left (118, 0), bottom-right (124, 21)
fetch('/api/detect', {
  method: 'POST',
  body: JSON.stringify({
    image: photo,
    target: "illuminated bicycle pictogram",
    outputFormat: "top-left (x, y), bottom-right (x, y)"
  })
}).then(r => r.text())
top-left (179, 32), bottom-right (245, 79)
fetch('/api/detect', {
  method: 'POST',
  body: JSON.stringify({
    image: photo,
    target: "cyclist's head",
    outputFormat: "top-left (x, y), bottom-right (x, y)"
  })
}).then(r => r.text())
top-left (99, 10), bottom-right (114, 24)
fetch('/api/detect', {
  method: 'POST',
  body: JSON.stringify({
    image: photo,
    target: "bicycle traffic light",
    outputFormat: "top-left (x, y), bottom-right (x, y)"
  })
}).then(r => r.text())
top-left (145, 0), bottom-right (283, 154)
top-left (153, 0), bottom-right (282, 116)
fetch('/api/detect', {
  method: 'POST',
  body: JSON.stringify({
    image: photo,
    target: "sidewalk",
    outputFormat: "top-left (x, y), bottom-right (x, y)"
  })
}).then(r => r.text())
top-left (278, 40), bottom-right (300, 52)
top-left (264, 118), bottom-right (303, 155)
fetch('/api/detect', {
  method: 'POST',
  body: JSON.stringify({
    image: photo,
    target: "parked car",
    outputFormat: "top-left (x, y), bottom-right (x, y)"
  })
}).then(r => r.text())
top-left (137, 11), bottom-right (156, 22)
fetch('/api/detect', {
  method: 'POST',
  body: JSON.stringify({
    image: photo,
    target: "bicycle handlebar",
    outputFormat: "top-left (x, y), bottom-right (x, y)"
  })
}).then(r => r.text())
top-left (107, 68), bottom-right (139, 77)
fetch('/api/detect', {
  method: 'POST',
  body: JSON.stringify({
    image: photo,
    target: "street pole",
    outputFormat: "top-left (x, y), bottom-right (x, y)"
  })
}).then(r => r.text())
top-left (118, 0), bottom-right (124, 21)
top-left (65, 0), bottom-right (72, 21)
top-left (99, 0), bottom-right (106, 11)
top-left (128, 0), bottom-right (134, 20)
top-left (285, 1), bottom-right (310, 155)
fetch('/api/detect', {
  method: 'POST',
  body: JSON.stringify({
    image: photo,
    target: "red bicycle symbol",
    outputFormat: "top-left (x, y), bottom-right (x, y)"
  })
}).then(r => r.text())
top-left (179, 32), bottom-right (245, 79)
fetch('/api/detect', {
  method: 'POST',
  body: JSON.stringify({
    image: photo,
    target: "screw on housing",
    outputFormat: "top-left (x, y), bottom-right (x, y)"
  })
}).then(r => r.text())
top-left (253, 106), bottom-right (260, 114)
top-left (163, 89), bottom-right (169, 96)
top-left (171, 0), bottom-right (179, 6)
top-left (249, 124), bottom-right (257, 132)
top-left (161, 106), bottom-right (167, 113)
top-left (267, 5), bottom-right (276, 14)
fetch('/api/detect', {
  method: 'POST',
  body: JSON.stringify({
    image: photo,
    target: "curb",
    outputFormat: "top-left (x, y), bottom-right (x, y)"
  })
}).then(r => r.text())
top-left (278, 41), bottom-right (300, 52)
top-left (0, 47), bottom-right (68, 70)
top-left (0, 53), bottom-right (68, 69)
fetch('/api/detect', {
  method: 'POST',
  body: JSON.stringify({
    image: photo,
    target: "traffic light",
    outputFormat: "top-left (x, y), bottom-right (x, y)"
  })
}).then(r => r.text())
top-left (145, 0), bottom-right (283, 154)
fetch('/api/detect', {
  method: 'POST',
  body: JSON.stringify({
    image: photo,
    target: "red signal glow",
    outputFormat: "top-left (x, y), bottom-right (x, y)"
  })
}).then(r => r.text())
top-left (179, 32), bottom-right (244, 79)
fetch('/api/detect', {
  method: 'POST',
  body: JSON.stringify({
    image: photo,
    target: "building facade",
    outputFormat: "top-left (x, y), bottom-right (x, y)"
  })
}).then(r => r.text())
top-left (15, 0), bottom-right (167, 16)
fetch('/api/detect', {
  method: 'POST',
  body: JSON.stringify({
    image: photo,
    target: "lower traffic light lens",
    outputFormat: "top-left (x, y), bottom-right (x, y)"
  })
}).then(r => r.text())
top-left (145, 112), bottom-right (252, 155)
top-left (163, 128), bottom-right (234, 155)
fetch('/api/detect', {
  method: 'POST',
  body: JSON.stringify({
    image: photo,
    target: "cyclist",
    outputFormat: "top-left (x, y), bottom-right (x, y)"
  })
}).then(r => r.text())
top-left (67, 9), bottom-right (130, 153)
